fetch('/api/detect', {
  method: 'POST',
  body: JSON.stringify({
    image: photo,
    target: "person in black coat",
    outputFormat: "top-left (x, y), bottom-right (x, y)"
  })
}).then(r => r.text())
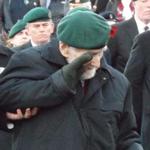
top-left (40, 0), bottom-right (70, 26)
top-left (108, 0), bottom-right (150, 73)
top-left (90, 0), bottom-right (109, 13)
top-left (124, 31), bottom-right (150, 150)
top-left (0, 0), bottom-right (41, 33)
top-left (0, 8), bottom-right (143, 150)
top-left (0, 45), bottom-right (39, 150)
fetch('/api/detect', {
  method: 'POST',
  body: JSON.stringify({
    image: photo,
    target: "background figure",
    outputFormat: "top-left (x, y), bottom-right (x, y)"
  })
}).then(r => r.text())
top-left (124, 31), bottom-right (150, 150)
top-left (40, 0), bottom-right (70, 26)
top-left (90, 0), bottom-right (109, 13)
top-left (8, 19), bottom-right (29, 48)
top-left (0, 0), bottom-right (41, 44)
top-left (108, 0), bottom-right (150, 72)
top-left (106, 0), bottom-right (134, 22)
top-left (0, 45), bottom-right (14, 150)
top-left (13, 7), bottom-right (54, 52)
top-left (108, 0), bottom-right (150, 134)
top-left (69, 0), bottom-right (92, 10)
top-left (100, 11), bottom-right (118, 25)
top-left (0, 45), bottom-right (38, 150)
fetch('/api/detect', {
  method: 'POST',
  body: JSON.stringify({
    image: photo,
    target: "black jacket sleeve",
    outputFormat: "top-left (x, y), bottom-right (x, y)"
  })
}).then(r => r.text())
top-left (0, 51), bottom-right (75, 111)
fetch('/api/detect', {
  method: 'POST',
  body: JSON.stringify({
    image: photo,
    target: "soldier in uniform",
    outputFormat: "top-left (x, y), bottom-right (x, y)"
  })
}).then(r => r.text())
top-left (8, 19), bottom-right (29, 48)
top-left (0, 0), bottom-right (41, 44)
top-left (13, 7), bottom-right (55, 52)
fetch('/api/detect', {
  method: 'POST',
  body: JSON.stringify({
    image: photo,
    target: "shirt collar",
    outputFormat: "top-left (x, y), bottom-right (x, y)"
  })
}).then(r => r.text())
top-left (134, 15), bottom-right (150, 34)
top-left (30, 39), bottom-right (50, 47)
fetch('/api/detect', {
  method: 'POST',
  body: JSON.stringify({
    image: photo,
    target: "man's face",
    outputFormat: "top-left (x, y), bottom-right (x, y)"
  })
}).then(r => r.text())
top-left (26, 20), bottom-right (54, 45)
top-left (69, 2), bottom-right (92, 10)
top-left (10, 29), bottom-right (29, 47)
top-left (60, 43), bottom-right (103, 80)
top-left (134, 0), bottom-right (150, 24)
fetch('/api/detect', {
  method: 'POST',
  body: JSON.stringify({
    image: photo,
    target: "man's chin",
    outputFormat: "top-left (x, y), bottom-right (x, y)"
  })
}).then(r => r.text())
top-left (81, 68), bottom-right (97, 80)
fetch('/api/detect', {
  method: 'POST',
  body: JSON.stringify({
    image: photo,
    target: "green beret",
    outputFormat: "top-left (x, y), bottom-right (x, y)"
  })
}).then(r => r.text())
top-left (23, 7), bottom-right (51, 23)
top-left (9, 19), bottom-right (26, 38)
top-left (70, 0), bottom-right (90, 3)
top-left (57, 8), bottom-right (110, 49)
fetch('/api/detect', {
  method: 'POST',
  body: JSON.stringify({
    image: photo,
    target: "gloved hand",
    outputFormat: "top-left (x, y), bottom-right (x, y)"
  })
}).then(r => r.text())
top-left (62, 52), bottom-right (93, 89)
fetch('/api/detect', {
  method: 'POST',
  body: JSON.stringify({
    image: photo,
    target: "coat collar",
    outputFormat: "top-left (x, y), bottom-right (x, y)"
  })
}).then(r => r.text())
top-left (39, 38), bottom-right (67, 66)
top-left (0, 45), bottom-right (14, 56)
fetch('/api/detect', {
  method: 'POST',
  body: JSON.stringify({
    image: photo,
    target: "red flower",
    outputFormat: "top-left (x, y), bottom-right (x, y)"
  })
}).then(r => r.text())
top-left (109, 25), bottom-right (118, 38)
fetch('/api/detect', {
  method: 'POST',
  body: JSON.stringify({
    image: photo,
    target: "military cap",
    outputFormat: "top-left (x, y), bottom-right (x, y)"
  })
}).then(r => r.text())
top-left (57, 7), bottom-right (110, 49)
top-left (100, 11), bottom-right (117, 21)
top-left (70, 0), bottom-right (90, 3)
top-left (9, 19), bottom-right (26, 38)
top-left (23, 7), bottom-right (51, 23)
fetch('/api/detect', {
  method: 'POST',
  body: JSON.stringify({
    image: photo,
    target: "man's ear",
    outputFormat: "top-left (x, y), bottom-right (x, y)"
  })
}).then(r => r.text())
top-left (50, 21), bottom-right (55, 34)
top-left (59, 42), bottom-right (69, 58)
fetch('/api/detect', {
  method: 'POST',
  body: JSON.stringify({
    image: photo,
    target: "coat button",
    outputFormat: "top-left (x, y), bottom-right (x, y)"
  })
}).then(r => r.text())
top-left (102, 77), bottom-right (107, 80)
top-left (7, 122), bottom-right (14, 129)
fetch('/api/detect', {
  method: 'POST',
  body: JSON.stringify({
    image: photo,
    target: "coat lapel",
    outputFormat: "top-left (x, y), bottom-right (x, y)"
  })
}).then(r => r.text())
top-left (40, 39), bottom-right (67, 66)
top-left (124, 17), bottom-right (138, 41)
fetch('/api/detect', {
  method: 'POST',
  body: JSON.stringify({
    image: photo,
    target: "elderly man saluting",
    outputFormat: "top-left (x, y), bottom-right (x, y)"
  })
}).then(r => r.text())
top-left (0, 7), bottom-right (143, 150)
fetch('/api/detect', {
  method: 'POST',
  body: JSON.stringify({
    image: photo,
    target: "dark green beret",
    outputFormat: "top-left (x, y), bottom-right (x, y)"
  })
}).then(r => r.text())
top-left (23, 7), bottom-right (51, 23)
top-left (57, 7), bottom-right (110, 49)
top-left (9, 20), bottom-right (26, 38)
top-left (70, 0), bottom-right (90, 3)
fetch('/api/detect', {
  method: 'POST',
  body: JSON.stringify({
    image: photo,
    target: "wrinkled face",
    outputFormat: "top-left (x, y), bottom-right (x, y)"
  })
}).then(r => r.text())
top-left (134, 0), bottom-right (150, 24)
top-left (69, 2), bottom-right (92, 10)
top-left (59, 42), bottom-right (103, 80)
top-left (26, 20), bottom-right (54, 45)
top-left (10, 29), bottom-right (29, 47)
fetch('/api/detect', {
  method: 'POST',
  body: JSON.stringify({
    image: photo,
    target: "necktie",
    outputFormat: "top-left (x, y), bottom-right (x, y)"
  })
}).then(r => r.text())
top-left (144, 26), bottom-right (149, 31)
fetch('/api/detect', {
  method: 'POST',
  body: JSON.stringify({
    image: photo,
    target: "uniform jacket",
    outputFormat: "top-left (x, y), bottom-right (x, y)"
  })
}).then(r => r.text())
top-left (124, 31), bottom-right (150, 150)
top-left (0, 39), bottom-right (141, 150)
top-left (108, 17), bottom-right (138, 72)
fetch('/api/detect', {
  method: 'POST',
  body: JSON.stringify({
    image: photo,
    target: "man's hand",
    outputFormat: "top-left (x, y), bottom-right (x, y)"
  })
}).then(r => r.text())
top-left (6, 107), bottom-right (39, 120)
top-left (62, 53), bottom-right (93, 89)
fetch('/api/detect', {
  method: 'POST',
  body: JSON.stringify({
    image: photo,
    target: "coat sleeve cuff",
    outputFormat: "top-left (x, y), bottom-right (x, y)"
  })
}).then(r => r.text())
top-left (50, 69), bottom-right (76, 97)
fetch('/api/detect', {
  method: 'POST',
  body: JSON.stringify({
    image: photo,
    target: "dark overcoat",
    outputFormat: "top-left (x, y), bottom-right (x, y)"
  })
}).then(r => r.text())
top-left (0, 40), bottom-right (141, 150)
top-left (124, 31), bottom-right (150, 150)
top-left (0, 45), bottom-right (14, 150)
top-left (108, 17), bottom-right (138, 72)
